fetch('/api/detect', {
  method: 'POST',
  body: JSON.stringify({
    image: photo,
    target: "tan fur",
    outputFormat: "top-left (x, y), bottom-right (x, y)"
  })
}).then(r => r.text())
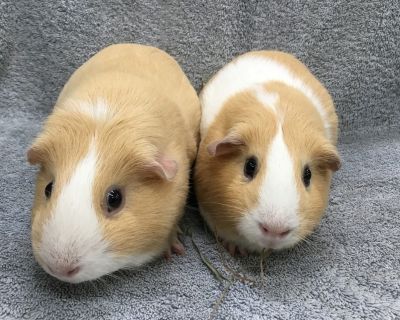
top-left (195, 51), bottom-right (340, 252)
top-left (29, 44), bottom-right (200, 259)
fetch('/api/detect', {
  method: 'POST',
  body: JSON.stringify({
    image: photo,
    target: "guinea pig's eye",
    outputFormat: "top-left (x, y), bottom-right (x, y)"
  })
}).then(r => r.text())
top-left (302, 165), bottom-right (312, 187)
top-left (244, 156), bottom-right (258, 180)
top-left (45, 182), bottom-right (53, 199)
top-left (105, 188), bottom-right (124, 215)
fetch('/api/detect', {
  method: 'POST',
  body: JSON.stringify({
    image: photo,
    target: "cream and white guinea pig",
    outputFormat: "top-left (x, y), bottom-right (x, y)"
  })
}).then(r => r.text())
top-left (194, 51), bottom-right (340, 255)
top-left (27, 44), bottom-right (200, 283)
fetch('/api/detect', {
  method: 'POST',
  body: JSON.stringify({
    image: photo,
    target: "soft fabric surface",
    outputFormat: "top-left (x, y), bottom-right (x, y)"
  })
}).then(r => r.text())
top-left (0, 1), bottom-right (399, 319)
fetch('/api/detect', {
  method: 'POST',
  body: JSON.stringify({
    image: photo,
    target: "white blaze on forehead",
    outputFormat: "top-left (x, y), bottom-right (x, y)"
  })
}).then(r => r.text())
top-left (39, 143), bottom-right (110, 282)
top-left (40, 144), bottom-right (103, 260)
top-left (63, 98), bottom-right (112, 121)
top-left (200, 54), bottom-right (330, 139)
top-left (258, 127), bottom-right (300, 225)
top-left (253, 85), bottom-right (279, 114)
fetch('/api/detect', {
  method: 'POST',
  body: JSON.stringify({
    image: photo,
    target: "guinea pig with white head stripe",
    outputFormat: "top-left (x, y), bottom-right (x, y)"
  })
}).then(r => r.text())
top-left (194, 51), bottom-right (340, 255)
top-left (28, 44), bottom-right (200, 282)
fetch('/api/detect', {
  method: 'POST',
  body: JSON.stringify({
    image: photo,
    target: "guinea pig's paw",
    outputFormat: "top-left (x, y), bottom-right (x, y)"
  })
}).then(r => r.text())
top-left (221, 240), bottom-right (248, 257)
top-left (163, 238), bottom-right (185, 260)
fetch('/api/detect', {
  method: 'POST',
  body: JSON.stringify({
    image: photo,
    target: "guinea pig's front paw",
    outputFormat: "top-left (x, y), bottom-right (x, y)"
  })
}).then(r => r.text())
top-left (220, 239), bottom-right (248, 257)
top-left (163, 237), bottom-right (185, 260)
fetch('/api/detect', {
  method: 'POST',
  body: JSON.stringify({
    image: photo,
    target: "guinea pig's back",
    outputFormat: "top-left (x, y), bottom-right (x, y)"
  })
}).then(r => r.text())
top-left (200, 51), bottom-right (338, 144)
top-left (57, 43), bottom-right (200, 159)
top-left (250, 51), bottom-right (339, 144)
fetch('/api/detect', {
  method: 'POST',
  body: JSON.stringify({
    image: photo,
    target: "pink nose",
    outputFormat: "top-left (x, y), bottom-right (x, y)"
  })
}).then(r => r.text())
top-left (259, 223), bottom-right (291, 237)
top-left (65, 266), bottom-right (80, 277)
top-left (47, 264), bottom-right (81, 278)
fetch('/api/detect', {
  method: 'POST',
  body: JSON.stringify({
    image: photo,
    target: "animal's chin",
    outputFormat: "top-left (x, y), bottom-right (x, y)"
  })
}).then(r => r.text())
top-left (52, 273), bottom-right (86, 284)
top-left (242, 233), bottom-right (299, 252)
top-left (266, 240), bottom-right (293, 251)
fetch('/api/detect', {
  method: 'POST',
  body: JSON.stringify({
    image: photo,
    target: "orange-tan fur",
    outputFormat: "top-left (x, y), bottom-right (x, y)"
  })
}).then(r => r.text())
top-left (29, 44), bottom-right (200, 267)
top-left (195, 51), bottom-right (340, 253)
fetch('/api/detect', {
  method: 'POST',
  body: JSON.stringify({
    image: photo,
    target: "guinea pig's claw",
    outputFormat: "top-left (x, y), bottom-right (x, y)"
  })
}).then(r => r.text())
top-left (171, 240), bottom-right (185, 255)
top-left (163, 250), bottom-right (172, 260)
top-left (222, 240), bottom-right (248, 257)
top-left (238, 247), bottom-right (248, 257)
top-left (163, 239), bottom-right (185, 261)
top-left (227, 243), bottom-right (236, 256)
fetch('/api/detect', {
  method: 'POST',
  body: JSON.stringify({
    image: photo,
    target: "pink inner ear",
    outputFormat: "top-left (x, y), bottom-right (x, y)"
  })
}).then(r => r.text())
top-left (148, 154), bottom-right (178, 181)
top-left (207, 134), bottom-right (245, 157)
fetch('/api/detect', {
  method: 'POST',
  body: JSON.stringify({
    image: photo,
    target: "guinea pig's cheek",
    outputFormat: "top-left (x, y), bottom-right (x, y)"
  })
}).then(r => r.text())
top-left (100, 223), bottom-right (162, 268)
top-left (236, 212), bottom-right (263, 249)
top-left (31, 209), bottom-right (51, 258)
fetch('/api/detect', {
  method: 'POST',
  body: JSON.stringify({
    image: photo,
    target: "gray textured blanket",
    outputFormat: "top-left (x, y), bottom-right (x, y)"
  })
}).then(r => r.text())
top-left (0, 1), bottom-right (399, 319)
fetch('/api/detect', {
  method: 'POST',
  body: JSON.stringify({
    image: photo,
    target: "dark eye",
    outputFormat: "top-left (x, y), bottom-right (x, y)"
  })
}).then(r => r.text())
top-left (303, 165), bottom-right (312, 187)
top-left (244, 156), bottom-right (258, 180)
top-left (105, 188), bottom-right (124, 214)
top-left (45, 182), bottom-right (53, 199)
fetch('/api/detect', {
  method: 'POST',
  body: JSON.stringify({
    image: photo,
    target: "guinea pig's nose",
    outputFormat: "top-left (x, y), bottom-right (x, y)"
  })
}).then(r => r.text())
top-left (259, 223), bottom-right (291, 238)
top-left (47, 263), bottom-right (81, 278)
top-left (65, 266), bottom-right (80, 277)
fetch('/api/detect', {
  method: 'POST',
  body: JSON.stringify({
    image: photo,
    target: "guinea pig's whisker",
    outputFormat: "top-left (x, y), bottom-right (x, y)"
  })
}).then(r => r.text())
top-left (87, 277), bottom-right (108, 292)
top-left (198, 201), bottom-right (244, 212)
top-left (298, 237), bottom-right (312, 245)
top-left (295, 235), bottom-right (320, 251)
top-left (92, 279), bottom-right (103, 291)
top-left (303, 232), bottom-right (321, 239)
top-left (32, 247), bottom-right (41, 255)
top-left (100, 272), bottom-right (124, 285)
top-left (106, 272), bottom-right (126, 282)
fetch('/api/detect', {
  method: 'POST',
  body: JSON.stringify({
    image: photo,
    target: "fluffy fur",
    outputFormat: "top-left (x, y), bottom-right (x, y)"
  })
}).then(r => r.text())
top-left (28, 44), bottom-right (200, 282)
top-left (195, 51), bottom-right (340, 254)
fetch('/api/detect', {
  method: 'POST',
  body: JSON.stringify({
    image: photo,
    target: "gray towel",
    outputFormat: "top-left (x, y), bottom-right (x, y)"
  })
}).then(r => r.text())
top-left (0, 1), bottom-right (399, 319)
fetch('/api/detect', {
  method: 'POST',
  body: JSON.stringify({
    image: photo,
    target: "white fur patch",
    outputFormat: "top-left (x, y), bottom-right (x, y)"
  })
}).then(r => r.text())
top-left (254, 85), bottom-right (279, 114)
top-left (238, 127), bottom-right (300, 250)
top-left (39, 143), bottom-right (155, 283)
top-left (200, 54), bottom-right (331, 139)
top-left (64, 98), bottom-right (112, 121)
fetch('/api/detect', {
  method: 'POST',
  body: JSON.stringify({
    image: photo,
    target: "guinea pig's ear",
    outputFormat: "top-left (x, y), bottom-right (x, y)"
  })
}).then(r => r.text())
top-left (207, 132), bottom-right (245, 157)
top-left (27, 134), bottom-right (53, 165)
top-left (145, 153), bottom-right (178, 181)
top-left (313, 142), bottom-right (341, 172)
top-left (27, 143), bottom-right (45, 165)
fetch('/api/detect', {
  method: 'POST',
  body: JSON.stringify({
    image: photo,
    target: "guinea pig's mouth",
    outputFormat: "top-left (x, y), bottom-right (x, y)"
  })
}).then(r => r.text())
top-left (260, 237), bottom-right (294, 250)
top-left (237, 229), bottom-right (298, 252)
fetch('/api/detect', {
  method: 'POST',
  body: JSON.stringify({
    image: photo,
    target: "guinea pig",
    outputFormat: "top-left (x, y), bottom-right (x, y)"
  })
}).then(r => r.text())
top-left (27, 44), bottom-right (200, 283)
top-left (194, 51), bottom-right (340, 256)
